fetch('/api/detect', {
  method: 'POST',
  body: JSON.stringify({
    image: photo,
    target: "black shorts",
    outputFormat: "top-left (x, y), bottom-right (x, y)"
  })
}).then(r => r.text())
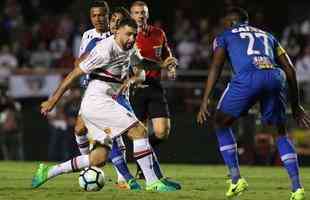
top-left (129, 84), bottom-right (170, 121)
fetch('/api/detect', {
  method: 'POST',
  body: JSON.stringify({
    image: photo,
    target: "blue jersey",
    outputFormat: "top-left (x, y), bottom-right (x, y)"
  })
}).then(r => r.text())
top-left (213, 24), bottom-right (286, 74)
top-left (214, 24), bottom-right (288, 125)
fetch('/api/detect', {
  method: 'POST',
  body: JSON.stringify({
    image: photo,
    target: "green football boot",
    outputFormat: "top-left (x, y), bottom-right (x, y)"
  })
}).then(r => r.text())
top-left (31, 163), bottom-right (50, 188)
top-left (146, 180), bottom-right (177, 192)
top-left (161, 177), bottom-right (181, 190)
top-left (127, 179), bottom-right (142, 191)
top-left (226, 178), bottom-right (249, 199)
top-left (290, 188), bottom-right (305, 200)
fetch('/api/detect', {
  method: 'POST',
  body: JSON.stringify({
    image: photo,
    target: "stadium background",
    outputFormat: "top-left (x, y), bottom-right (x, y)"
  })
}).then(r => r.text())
top-left (1, 0), bottom-right (310, 166)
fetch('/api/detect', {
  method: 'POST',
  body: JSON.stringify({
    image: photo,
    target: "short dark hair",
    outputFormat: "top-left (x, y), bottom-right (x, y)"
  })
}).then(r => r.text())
top-left (91, 0), bottom-right (110, 15)
top-left (118, 18), bottom-right (138, 30)
top-left (224, 7), bottom-right (249, 23)
top-left (111, 7), bottom-right (131, 20)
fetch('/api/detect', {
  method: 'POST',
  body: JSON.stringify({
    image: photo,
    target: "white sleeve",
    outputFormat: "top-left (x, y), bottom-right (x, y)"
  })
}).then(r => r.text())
top-left (79, 44), bottom-right (110, 74)
top-left (78, 33), bottom-right (87, 57)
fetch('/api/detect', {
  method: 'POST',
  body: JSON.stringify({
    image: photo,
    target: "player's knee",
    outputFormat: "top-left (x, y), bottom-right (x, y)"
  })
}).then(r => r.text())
top-left (154, 125), bottom-right (170, 140)
top-left (127, 122), bottom-right (147, 139)
top-left (74, 119), bottom-right (87, 136)
top-left (214, 111), bottom-right (235, 128)
top-left (89, 146), bottom-right (109, 167)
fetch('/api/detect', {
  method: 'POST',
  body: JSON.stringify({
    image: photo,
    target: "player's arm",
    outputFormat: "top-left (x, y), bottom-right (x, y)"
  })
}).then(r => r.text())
top-left (277, 53), bottom-right (300, 109)
top-left (161, 31), bottom-right (177, 79)
top-left (41, 66), bottom-right (85, 115)
top-left (131, 67), bottom-right (146, 83)
top-left (197, 47), bottom-right (226, 125)
top-left (117, 67), bottom-right (145, 95)
top-left (277, 52), bottom-right (310, 128)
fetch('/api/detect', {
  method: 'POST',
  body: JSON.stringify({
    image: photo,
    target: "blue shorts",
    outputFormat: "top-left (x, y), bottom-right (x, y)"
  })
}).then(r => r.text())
top-left (115, 94), bottom-right (134, 113)
top-left (217, 68), bottom-right (287, 125)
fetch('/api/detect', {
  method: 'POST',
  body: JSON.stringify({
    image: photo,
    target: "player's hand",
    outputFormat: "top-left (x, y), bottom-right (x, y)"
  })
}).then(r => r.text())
top-left (167, 65), bottom-right (177, 80)
top-left (161, 56), bottom-right (178, 69)
top-left (197, 101), bottom-right (211, 126)
top-left (293, 105), bottom-right (310, 129)
top-left (40, 99), bottom-right (56, 117)
top-left (117, 79), bottom-right (134, 96)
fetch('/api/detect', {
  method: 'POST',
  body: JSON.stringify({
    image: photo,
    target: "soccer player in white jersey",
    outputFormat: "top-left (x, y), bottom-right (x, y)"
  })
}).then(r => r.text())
top-left (31, 18), bottom-right (177, 192)
top-left (74, 3), bottom-right (134, 189)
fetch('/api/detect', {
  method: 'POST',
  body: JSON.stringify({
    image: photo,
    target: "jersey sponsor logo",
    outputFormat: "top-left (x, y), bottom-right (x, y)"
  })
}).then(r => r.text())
top-left (253, 56), bottom-right (274, 69)
top-left (103, 128), bottom-right (112, 134)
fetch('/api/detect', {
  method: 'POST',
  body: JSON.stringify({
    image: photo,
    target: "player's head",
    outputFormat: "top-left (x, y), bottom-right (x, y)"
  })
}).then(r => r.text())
top-left (130, 1), bottom-right (149, 28)
top-left (115, 18), bottom-right (138, 50)
top-left (90, 0), bottom-right (110, 32)
top-left (222, 7), bottom-right (249, 28)
top-left (109, 7), bottom-right (131, 34)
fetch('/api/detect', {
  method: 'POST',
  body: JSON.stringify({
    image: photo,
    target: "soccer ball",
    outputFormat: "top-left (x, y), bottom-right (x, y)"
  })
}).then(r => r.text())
top-left (79, 166), bottom-right (105, 191)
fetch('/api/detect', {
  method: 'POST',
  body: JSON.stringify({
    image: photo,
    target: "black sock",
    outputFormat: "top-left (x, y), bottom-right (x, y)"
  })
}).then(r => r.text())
top-left (149, 134), bottom-right (165, 147)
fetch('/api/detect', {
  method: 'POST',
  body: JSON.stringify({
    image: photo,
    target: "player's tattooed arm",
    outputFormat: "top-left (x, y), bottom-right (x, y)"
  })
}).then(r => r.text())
top-left (117, 67), bottom-right (145, 95)
top-left (277, 53), bottom-right (310, 128)
top-left (197, 47), bottom-right (226, 125)
top-left (41, 66), bottom-right (85, 116)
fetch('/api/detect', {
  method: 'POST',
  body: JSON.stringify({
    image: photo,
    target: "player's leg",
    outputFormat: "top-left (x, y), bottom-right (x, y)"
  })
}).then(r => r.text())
top-left (215, 79), bottom-right (258, 198)
top-left (31, 143), bottom-right (109, 188)
top-left (74, 115), bottom-right (89, 155)
top-left (260, 70), bottom-right (305, 199)
top-left (127, 122), bottom-right (176, 192)
top-left (214, 111), bottom-right (249, 198)
top-left (148, 86), bottom-right (171, 148)
top-left (109, 136), bottom-right (137, 190)
top-left (274, 125), bottom-right (304, 200)
top-left (129, 87), bottom-right (149, 179)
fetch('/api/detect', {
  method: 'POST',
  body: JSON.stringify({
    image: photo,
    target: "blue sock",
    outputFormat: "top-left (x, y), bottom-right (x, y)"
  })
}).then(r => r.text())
top-left (276, 136), bottom-right (302, 191)
top-left (109, 139), bottom-right (134, 181)
top-left (152, 152), bottom-right (163, 179)
top-left (216, 127), bottom-right (240, 184)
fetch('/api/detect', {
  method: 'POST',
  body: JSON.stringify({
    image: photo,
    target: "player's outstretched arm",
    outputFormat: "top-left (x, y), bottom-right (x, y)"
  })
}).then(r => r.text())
top-left (197, 47), bottom-right (226, 125)
top-left (277, 53), bottom-right (310, 128)
top-left (41, 66), bottom-right (85, 116)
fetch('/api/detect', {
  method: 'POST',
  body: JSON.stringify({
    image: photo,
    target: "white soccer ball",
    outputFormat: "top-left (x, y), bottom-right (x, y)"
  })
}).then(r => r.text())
top-left (79, 166), bottom-right (105, 191)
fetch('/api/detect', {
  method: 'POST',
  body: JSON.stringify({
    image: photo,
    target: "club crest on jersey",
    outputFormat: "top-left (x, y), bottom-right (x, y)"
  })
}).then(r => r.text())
top-left (103, 128), bottom-right (112, 134)
top-left (153, 45), bottom-right (162, 58)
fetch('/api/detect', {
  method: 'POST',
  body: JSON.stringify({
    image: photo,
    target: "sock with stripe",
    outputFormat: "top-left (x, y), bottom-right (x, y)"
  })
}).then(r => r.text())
top-left (75, 134), bottom-right (90, 155)
top-left (47, 155), bottom-right (90, 179)
top-left (277, 136), bottom-right (302, 191)
top-left (216, 127), bottom-right (241, 184)
top-left (109, 137), bottom-right (133, 182)
top-left (133, 138), bottom-right (159, 185)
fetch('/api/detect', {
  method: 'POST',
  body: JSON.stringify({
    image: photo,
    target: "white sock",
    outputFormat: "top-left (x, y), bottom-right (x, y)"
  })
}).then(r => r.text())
top-left (48, 155), bottom-right (90, 179)
top-left (75, 134), bottom-right (90, 155)
top-left (133, 138), bottom-right (158, 185)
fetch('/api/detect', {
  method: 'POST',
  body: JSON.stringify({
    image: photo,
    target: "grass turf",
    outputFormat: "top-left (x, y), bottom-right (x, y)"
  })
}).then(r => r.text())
top-left (0, 161), bottom-right (309, 200)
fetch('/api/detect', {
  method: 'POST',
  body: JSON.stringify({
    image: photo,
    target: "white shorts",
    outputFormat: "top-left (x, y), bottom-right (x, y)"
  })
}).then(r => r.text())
top-left (80, 80), bottom-right (138, 148)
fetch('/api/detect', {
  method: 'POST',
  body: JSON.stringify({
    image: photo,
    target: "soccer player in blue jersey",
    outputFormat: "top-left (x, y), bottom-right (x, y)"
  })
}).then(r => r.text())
top-left (197, 7), bottom-right (310, 200)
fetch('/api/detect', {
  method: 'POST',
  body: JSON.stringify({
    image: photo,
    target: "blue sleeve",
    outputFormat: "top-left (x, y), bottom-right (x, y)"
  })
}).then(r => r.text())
top-left (85, 38), bottom-right (102, 53)
top-left (213, 33), bottom-right (226, 52)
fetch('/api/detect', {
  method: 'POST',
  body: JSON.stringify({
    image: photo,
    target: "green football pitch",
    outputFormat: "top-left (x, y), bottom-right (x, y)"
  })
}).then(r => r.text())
top-left (0, 161), bottom-right (309, 200)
